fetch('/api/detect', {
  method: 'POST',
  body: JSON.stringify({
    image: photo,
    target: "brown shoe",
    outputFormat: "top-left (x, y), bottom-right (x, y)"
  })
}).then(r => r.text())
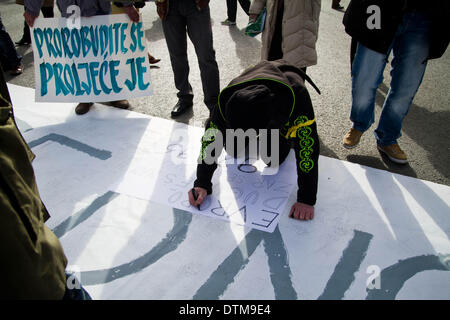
top-left (110, 100), bottom-right (130, 109)
top-left (75, 102), bottom-right (93, 115)
top-left (377, 144), bottom-right (408, 164)
top-left (343, 128), bottom-right (363, 149)
top-left (9, 64), bottom-right (24, 76)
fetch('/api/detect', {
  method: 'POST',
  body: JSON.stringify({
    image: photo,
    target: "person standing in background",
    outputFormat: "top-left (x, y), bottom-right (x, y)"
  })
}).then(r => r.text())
top-left (155, 0), bottom-right (220, 118)
top-left (342, 0), bottom-right (449, 164)
top-left (249, 0), bottom-right (321, 73)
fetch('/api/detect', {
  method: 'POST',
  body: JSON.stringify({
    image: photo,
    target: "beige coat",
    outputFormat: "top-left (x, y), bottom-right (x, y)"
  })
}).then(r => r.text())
top-left (249, 0), bottom-right (321, 68)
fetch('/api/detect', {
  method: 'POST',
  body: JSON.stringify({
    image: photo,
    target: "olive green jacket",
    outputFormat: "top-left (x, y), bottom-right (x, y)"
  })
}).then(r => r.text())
top-left (0, 70), bottom-right (67, 299)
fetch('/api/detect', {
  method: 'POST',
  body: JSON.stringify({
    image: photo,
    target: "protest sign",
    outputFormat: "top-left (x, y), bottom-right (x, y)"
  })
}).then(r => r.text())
top-left (31, 14), bottom-right (152, 102)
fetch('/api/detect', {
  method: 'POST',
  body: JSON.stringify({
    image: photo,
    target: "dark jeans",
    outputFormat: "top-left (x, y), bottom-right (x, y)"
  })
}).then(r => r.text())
top-left (226, 0), bottom-right (250, 22)
top-left (162, 0), bottom-right (220, 110)
top-left (21, 6), bottom-right (54, 42)
top-left (0, 16), bottom-right (21, 70)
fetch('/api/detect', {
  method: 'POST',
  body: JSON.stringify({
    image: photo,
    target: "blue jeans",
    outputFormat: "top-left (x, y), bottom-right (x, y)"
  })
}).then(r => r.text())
top-left (350, 11), bottom-right (432, 146)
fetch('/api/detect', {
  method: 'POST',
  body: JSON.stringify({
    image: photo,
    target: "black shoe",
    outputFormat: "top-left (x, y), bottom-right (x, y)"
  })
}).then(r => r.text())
top-left (15, 37), bottom-right (31, 46)
top-left (171, 101), bottom-right (193, 118)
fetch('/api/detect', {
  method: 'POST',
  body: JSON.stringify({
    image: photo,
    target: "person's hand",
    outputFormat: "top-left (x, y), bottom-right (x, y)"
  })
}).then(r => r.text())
top-left (188, 187), bottom-right (208, 209)
top-left (249, 14), bottom-right (258, 23)
top-left (24, 11), bottom-right (38, 27)
top-left (124, 5), bottom-right (140, 23)
top-left (289, 202), bottom-right (314, 220)
top-left (156, 0), bottom-right (169, 20)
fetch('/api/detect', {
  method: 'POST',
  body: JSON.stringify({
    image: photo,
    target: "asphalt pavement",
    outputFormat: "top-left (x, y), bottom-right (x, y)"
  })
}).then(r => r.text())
top-left (1, 0), bottom-right (449, 186)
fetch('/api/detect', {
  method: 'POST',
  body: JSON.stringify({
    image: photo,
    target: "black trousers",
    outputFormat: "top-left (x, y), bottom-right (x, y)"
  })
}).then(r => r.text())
top-left (162, 0), bottom-right (220, 110)
top-left (226, 0), bottom-right (250, 22)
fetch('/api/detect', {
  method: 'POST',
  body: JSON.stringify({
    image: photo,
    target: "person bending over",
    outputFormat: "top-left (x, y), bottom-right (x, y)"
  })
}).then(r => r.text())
top-left (188, 59), bottom-right (320, 220)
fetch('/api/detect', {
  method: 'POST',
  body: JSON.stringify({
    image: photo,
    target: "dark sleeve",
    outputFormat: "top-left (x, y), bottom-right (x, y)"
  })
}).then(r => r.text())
top-left (343, 0), bottom-right (403, 55)
top-left (428, 0), bottom-right (450, 60)
top-left (287, 87), bottom-right (319, 206)
top-left (193, 112), bottom-right (225, 194)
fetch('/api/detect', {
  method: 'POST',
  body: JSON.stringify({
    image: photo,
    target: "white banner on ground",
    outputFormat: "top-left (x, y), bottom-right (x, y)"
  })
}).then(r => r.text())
top-left (31, 14), bottom-right (152, 103)
top-left (8, 84), bottom-right (450, 299)
top-left (111, 121), bottom-right (298, 233)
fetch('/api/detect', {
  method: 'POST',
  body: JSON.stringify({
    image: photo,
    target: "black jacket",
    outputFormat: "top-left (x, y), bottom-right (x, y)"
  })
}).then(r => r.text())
top-left (194, 60), bottom-right (320, 206)
top-left (343, 0), bottom-right (450, 60)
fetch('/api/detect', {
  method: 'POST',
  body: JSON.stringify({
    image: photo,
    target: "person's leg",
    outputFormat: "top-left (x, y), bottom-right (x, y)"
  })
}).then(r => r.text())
top-left (162, 0), bottom-right (193, 106)
top-left (41, 6), bottom-right (54, 18)
top-left (0, 16), bottom-right (22, 73)
top-left (226, 0), bottom-right (238, 22)
top-left (185, 3), bottom-right (220, 110)
top-left (349, 42), bottom-right (389, 133)
top-left (238, 0), bottom-right (251, 15)
top-left (17, 20), bottom-right (31, 45)
top-left (375, 11), bottom-right (432, 147)
top-left (343, 42), bottom-right (389, 148)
